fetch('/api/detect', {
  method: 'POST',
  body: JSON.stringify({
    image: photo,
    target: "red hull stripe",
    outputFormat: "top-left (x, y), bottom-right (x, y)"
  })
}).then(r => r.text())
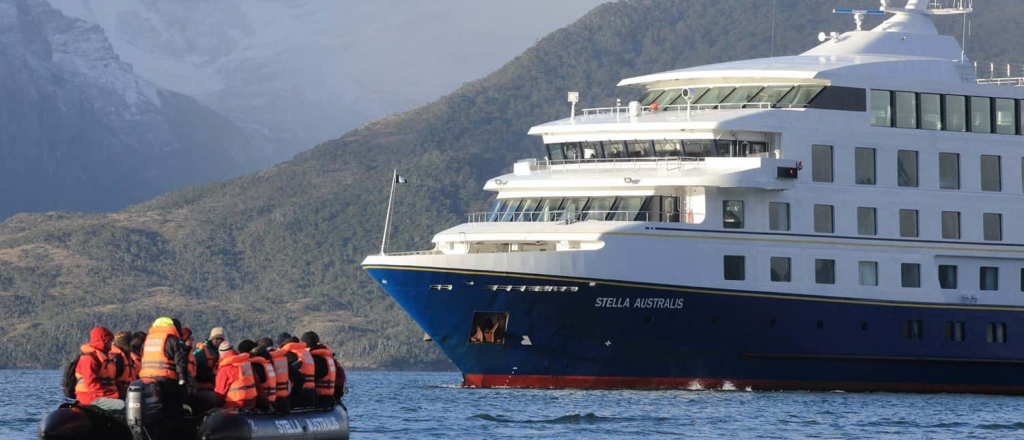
top-left (462, 374), bottom-right (1024, 394)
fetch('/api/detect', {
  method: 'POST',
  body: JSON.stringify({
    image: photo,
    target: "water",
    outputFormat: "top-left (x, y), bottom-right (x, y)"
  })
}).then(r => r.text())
top-left (7, 370), bottom-right (1024, 439)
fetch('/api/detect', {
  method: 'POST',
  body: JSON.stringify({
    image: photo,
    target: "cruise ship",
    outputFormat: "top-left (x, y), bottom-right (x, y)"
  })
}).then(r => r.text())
top-left (362, 0), bottom-right (1024, 392)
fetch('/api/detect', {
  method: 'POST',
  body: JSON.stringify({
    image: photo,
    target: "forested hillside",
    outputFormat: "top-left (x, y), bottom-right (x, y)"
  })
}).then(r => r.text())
top-left (1, 0), bottom-right (1020, 369)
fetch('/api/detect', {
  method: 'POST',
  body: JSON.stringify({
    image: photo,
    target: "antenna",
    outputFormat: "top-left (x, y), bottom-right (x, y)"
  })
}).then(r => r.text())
top-left (770, 0), bottom-right (777, 58)
top-left (832, 8), bottom-right (885, 31)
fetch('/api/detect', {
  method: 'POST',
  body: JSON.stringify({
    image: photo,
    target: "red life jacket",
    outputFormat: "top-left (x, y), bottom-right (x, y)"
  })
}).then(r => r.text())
top-left (75, 345), bottom-right (119, 405)
top-left (280, 342), bottom-right (315, 391)
top-left (218, 353), bottom-right (257, 408)
top-left (269, 349), bottom-right (290, 398)
top-left (140, 326), bottom-right (179, 380)
top-left (309, 346), bottom-right (336, 397)
top-left (249, 356), bottom-right (277, 403)
top-left (109, 345), bottom-right (136, 394)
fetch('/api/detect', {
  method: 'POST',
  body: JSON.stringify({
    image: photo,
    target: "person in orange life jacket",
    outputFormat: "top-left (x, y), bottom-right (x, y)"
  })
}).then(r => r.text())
top-left (213, 342), bottom-right (257, 409)
top-left (194, 327), bottom-right (226, 391)
top-left (278, 334), bottom-right (317, 408)
top-left (109, 331), bottom-right (137, 398)
top-left (75, 326), bottom-right (125, 411)
top-left (300, 331), bottom-right (343, 406)
top-left (181, 327), bottom-right (197, 379)
top-left (140, 317), bottom-right (194, 419)
top-left (247, 346), bottom-right (278, 411)
top-left (264, 335), bottom-right (292, 413)
top-left (130, 332), bottom-right (146, 368)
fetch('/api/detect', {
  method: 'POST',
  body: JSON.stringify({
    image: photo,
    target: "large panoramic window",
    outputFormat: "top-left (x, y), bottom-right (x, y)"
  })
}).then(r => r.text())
top-left (626, 141), bottom-right (653, 158)
top-left (812, 145), bottom-right (833, 182)
top-left (899, 209), bottom-right (919, 238)
top-left (984, 213), bottom-right (1002, 241)
top-left (981, 155), bottom-right (1001, 192)
top-left (724, 255), bottom-right (745, 281)
top-left (604, 141), bottom-right (626, 158)
top-left (640, 90), bottom-right (663, 106)
top-left (746, 86), bottom-right (792, 108)
top-left (895, 91), bottom-right (917, 128)
top-left (775, 85), bottom-right (825, 108)
top-left (723, 200), bottom-right (744, 229)
top-left (719, 86), bottom-right (763, 108)
top-left (653, 140), bottom-right (682, 157)
top-left (901, 263), bottom-right (921, 288)
top-left (857, 207), bottom-right (877, 236)
top-left (855, 147), bottom-right (876, 185)
top-left (653, 89), bottom-right (682, 107)
top-left (897, 150), bottom-right (918, 187)
top-left (942, 211), bottom-right (961, 239)
top-left (667, 87), bottom-right (709, 106)
top-left (939, 265), bottom-right (958, 289)
top-left (945, 95), bottom-right (967, 132)
top-left (814, 204), bottom-right (834, 233)
top-left (995, 98), bottom-right (1016, 135)
top-left (970, 96), bottom-right (992, 133)
top-left (870, 90), bottom-right (892, 127)
top-left (770, 257), bottom-right (792, 282)
top-left (920, 93), bottom-right (942, 130)
top-left (582, 197), bottom-right (615, 221)
top-left (939, 153), bottom-right (960, 190)
top-left (695, 87), bottom-right (737, 106)
top-left (769, 202), bottom-right (790, 231)
top-left (815, 259), bottom-right (836, 285)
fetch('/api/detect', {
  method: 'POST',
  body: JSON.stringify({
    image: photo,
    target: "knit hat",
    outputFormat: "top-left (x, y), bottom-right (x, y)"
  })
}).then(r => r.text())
top-left (275, 332), bottom-right (293, 347)
top-left (209, 327), bottom-right (226, 340)
top-left (218, 341), bottom-right (234, 354)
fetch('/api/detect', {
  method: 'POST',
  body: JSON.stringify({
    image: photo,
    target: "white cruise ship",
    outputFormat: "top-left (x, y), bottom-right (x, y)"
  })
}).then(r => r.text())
top-left (363, 0), bottom-right (1024, 392)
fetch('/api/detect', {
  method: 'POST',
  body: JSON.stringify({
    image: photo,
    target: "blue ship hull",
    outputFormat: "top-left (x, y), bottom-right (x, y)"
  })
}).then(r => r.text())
top-left (364, 264), bottom-right (1024, 392)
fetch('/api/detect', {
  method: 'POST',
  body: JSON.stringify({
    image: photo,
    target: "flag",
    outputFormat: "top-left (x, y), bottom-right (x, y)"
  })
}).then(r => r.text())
top-left (396, 175), bottom-right (407, 184)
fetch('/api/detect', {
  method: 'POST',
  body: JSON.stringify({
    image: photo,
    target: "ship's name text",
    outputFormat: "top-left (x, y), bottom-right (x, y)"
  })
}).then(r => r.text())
top-left (594, 297), bottom-right (684, 309)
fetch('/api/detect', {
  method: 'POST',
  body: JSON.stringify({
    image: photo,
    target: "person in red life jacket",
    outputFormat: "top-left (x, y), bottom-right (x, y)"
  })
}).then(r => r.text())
top-left (75, 326), bottom-right (124, 411)
top-left (140, 317), bottom-right (194, 419)
top-left (109, 331), bottom-right (137, 398)
top-left (247, 346), bottom-right (277, 411)
top-left (300, 331), bottom-right (339, 407)
top-left (193, 327), bottom-right (226, 392)
top-left (213, 342), bottom-right (258, 409)
top-left (278, 335), bottom-right (316, 408)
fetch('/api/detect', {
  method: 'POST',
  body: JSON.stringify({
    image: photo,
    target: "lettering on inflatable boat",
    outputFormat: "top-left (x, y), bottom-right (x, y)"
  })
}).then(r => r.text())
top-left (595, 297), bottom-right (684, 309)
top-left (274, 417), bottom-right (341, 434)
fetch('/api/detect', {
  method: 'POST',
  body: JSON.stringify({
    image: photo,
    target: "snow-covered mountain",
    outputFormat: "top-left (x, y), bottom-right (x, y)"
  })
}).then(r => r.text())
top-left (46, 0), bottom-right (609, 161)
top-left (0, 0), bottom-right (256, 218)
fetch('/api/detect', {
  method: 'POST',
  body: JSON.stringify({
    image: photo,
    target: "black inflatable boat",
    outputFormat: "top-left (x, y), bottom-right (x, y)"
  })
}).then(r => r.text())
top-left (39, 379), bottom-right (349, 440)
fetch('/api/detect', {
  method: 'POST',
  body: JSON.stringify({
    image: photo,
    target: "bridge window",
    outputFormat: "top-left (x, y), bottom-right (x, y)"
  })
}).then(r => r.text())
top-left (695, 86), bottom-right (736, 106)
top-left (611, 197), bottom-right (647, 221)
top-left (654, 89), bottom-right (682, 107)
top-left (559, 197), bottom-right (589, 220)
top-left (582, 142), bottom-right (604, 159)
top-left (897, 150), bottom-right (918, 187)
top-left (719, 86), bottom-right (763, 108)
top-left (626, 141), bottom-right (653, 158)
top-left (870, 90), bottom-right (892, 127)
top-left (939, 265), bottom-right (958, 289)
top-left (498, 199), bottom-right (522, 222)
top-left (487, 199), bottom-right (506, 222)
top-left (995, 98), bottom-right (1016, 135)
top-left (535, 198), bottom-right (563, 222)
top-left (640, 90), bottom-right (663, 106)
top-left (723, 200), bottom-right (744, 229)
top-left (895, 91), bottom-right (917, 129)
top-left (945, 95), bottom-right (967, 132)
top-left (667, 87), bottom-right (709, 106)
top-left (516, 199), bottom-right (540, 222)
top-left (683, 140), bottom-right (714, 158)
top-left (777, 85), bottom-right (824, 108)
top-left (970, 97), bottom-right (992, 133)
top-left (653, 140), bottom-right (682, 157)
top-left (747, 86), bottom-right (793, 108)
top-left (546, 144), bottom-right (565, 161)
top-left (984, 213), bottom-right (1002, 242)
top-left (920, 93), bottom-right (942, 130)
top-left (939, 153), bottom-right (960, 190)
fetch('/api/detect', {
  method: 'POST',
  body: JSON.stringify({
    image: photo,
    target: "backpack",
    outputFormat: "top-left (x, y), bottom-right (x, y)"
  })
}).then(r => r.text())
top-left (61, 352), bottom-right (98, 399)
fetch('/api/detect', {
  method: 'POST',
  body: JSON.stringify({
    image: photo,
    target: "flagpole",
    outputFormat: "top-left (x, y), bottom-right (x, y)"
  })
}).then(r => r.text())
top-left (380, 169), bottom-right (398, 255)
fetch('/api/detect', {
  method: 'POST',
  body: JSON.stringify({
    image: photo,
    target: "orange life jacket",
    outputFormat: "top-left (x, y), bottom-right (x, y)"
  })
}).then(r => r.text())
top-left (219, 353), bottom-right (257, 408)
top-left (109, 345), bottom-right (136, 392)
top-left (309, 346), bottom-right (336, 397)
top-left (140, 325), bottom-right (179, 380)
top-left (249, 356), bottom-right (277, 403)
top-left (280, 342), bottom-right (315, 391)
top-left (188, 348), bottom-right (196, 378)
top-left (269, 349), bottom-right (291, 398)
top-left (75, 345), bottom-right (118, 400)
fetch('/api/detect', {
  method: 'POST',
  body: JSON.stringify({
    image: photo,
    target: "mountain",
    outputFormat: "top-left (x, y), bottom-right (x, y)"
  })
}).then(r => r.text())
top-left (1, 0), bottom-right (1021, 369)
top-left (45, 0), bottom-right (610, 163)
top-left (0, 0), bottom-right (258, 219)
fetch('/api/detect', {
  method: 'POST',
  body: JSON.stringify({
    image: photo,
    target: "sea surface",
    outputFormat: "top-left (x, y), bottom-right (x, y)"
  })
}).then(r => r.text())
top-left (6, 370), bottom-right (1024, 439)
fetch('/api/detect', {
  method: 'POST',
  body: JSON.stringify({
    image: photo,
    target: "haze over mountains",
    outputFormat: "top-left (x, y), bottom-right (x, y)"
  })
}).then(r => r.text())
top-left (1, 0), bottom-right (1020, 369)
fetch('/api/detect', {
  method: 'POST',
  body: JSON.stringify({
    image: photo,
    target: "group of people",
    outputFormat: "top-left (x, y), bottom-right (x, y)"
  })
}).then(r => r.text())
top-left (72, 317), bottom-right (346, 417)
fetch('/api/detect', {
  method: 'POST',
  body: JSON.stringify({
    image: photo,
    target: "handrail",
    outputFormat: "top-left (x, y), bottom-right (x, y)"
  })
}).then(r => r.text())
top-left (955, 60), bottom-right (1024, 86)
top-left (467, 210), bottom-right (653, 224)
top-left (536, 156), bottom-right (704, 172)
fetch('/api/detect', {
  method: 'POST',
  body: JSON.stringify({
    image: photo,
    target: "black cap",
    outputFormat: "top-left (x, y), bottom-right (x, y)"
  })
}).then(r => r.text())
top-left (300, 331), bottom-right (320, 347)
top-left (275, 332), bottom-right (293, 347)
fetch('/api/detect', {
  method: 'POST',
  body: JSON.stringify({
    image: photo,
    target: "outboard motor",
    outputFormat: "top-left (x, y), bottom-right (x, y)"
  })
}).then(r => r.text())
top-left (126, 379), bottom-right (164, 440)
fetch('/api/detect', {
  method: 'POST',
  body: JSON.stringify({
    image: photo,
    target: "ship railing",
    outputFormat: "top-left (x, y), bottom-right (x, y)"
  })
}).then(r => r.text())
top-left (536, 156), bottom-right (704, 173)
top-left (383, 250), bottom-right (442, 257)
top-left (467, 210), bottom-right (651, 224)
top-left (579, 102), bottom-right (806, 118)
top-left (956, 60), bottom-right (1024, 86)
top-left (581, 106), bottom-right (655, 117)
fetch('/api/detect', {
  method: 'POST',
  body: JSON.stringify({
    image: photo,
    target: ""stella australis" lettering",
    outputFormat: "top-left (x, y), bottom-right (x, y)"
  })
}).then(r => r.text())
top-left (594, 297), bottom-right (684, 309)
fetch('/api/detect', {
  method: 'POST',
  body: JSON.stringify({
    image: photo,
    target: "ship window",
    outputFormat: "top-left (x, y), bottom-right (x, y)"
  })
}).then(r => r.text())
top-left (640, 90), bottom-right (663, 106)
top-left (517, 199), bottom-right (540, 222)
top-left (653, 140), bottom-right (682, 157)
top-left (719, 86), bottom-right (763, 108)
top-left (695, 86), bottom-right (736, 106)
top-left (563, 143), bottom-right (583, 161)
top-left (901, 263), bottom-right (921, 288)
top-left (945, 95), bottom-right (967, 132)
top-left (469, 312), bottom-right (508, 345)
top-left (981, 155), bottom-right (1001, 192)
top-left (769, 202), bottom-right (790, 231)
top-left (870, 90), bottom-right (892, 127)
top-left (939, 153), bottom-right (960, 190)
top-left (770, 257), bottom-right (791, 282)
top-left (939, 265), bottom-right (958, 289)
top-left (654, 89), bottom-right (682, 107)
top-left (946, 321), bottom-right (965, 342)
top-left (857, 207), bottom-right (877, 236)
top-left (894, 91), bottom-right (917, 128)
top-left (667, 87), bottom-right (709, 106)
top-left (724, 255), bottom-right (745, 281)
top-left (903, 320), bottom-right (923, 340)
top-left (582, 142), bottom-right (604, 159)
top-left (604, 141), bottom-right (626, 159)
top-left (535, 198), bottom-right (563, 222)
top-left (1021, 268), bottom-right (1024, 292)
top-left (626, 141), bottom-right (653, 158)
top-left (815, 259), bottom-right (836, 285)
top-left (746, 86), bottom-right (792, 108)
top-left (811, 145), bottom-right (833, 182)
top-left (859, 261), bottom-right (878, 286)
top-left (987, 323), bottom-right (1007, 344)
top-left (559, 197), bottom-right (588, 222)
top-left (899, 209), bottom-right (919, 238)
top-left (941, 211), bottom-right (961, 239)
top-left (611, 196), bottom-right (647, 221)
top-left (498, 199), bottom-right (522, 222)
top-left (582, 197), bottom-right (616, 221)
top-left (682, 140), bottom-right (713, 158)
top-left (920, 93), bottom-right (942, 130)
top-left (897, 150), bottom-right (918, 187)
top-left (487, 199), bottom-right (506, 222)
top-left (970, 97), bottom-right (992, 133)
top-left (814, 204), bottom-right (834, 233)
top-left (547, 144), bottom-right (566, 161)
top-left (723, 200), bottom-right (744, 229)
top-left (777, 85), bottom-right (825, 108)
top-left (855, 147), bottom-right (876, 185)
top-left (981, 267), bottom-right (999, 291)
top-left (995, 98), bottom-right (1016, 135)
top-left (984, 213), bottom-right (1002, 241)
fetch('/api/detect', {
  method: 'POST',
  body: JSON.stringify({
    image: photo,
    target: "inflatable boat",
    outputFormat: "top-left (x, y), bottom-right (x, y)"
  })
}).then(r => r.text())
top-left (39, 379), bottom-right (349, 440)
